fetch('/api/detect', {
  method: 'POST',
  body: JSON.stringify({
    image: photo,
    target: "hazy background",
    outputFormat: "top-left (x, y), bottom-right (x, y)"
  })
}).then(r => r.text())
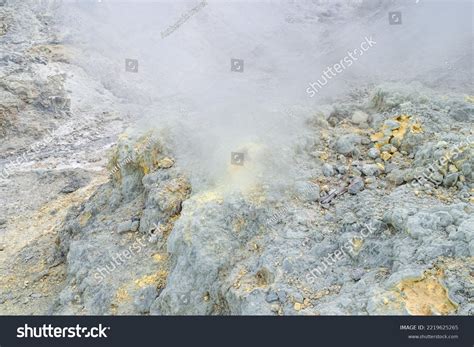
top-left (54, 0), bottom-right (473, 190)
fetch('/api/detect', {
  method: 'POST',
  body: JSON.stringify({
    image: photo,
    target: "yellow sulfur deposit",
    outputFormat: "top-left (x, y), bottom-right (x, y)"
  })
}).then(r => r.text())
top-left (395, 269), bottom-right (457, 315)
top-left (370, 115), bottom-right (423, 157)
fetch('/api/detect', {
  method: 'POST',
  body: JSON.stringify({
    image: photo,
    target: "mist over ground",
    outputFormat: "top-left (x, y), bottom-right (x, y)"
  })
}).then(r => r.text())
top-left (56, 0), bottom-right (473, 189)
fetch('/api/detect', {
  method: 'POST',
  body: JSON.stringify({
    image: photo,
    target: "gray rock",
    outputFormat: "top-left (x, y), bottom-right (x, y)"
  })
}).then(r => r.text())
top-left (60, 178), bottom-right (87, 194)
top-left (277, 290), bottom-right (287, 303)
top-left (348, 178), bottom-right (364, 194)
top-left (361, 164), bottom-right (380, 177)
top-left (294, 181), bottom-right (320, 202)
top-left (387, 169), bottom-right (405, 186)
top-left (383, 208), bottom-right (409, 233)
top-left (335, 135), bottom-right (360, 155)
top-left (117, 221), bottom-right (133, 234)
top-left (131, 220), bottom-right (140, 232)
top-left (292, 292), bottom-right (304, 304)
top-left (336, 166), bottom-right (347, 175)
top-left (383, 119), bottom-right (401, 130)
top-left (265, 291), bottom-right (279, 303)
top-left (351, 110), bottom-right (369, 125)
top-left (461, 163), bottom-right (471, 176)
top-left (448, 101), bottom-right (474, 122)
top-left (435, 211), bottom-right (454, 228)
top-left (133, 286), bottom-right (158, 314)
top-left (367, 147), bottom-right (380, 159)
top-left (443, 173), bottom-right (459, 187)
top-left (322, 163), bottom-right (335, 177)
top-left (369, 113), bottom-right (385, 129)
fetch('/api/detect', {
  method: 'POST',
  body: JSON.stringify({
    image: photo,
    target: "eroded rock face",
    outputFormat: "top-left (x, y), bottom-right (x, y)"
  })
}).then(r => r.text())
top-left (52, 133), bottom-right (191, 314)
top-left (51, 82), bottom-right (474, 316)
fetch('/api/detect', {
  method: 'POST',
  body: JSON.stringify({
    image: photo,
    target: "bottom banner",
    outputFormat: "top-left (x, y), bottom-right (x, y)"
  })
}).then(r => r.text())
top-left (0, 316), bottom-right (472, 346)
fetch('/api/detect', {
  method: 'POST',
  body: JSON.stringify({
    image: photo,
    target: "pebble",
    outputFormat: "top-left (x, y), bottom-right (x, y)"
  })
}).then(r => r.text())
top-left (117, 221), bottom-right (133, 234)
top-left (292, 292), bottom-right (304, 304)
top-left (335, 135), bottom-right (359, 155)
top-left (322, 163), bottom-right (335, 177)
top-left (131, 220), bottom-right (140, 232)
top-left (368, 147), bottom-right (380, 159)
top-left (348, 178), bottom-right (364, 194)
top-left (384, 119), bottom-right (400, 130)
top-left (351, 110), bottom-right (369, 125)
top-left (265, 291), bottom-right (278, 303)
top-left (387, 169), bottom-right (405, 186)
top-left (361, 164), bottom-right (380, 177)
top-left (443, 173), bottom-right (459, 187)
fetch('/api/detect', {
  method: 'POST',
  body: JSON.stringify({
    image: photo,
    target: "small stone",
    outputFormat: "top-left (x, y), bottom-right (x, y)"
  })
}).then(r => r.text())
top-left (131, 220), bottom-right (140, 232)
top-left (368, 147), bottom-right (380, 159)
top-left (351, 111), bottom-right (369, 125)
top-left (384, 119), bottom-right (401, 130)
top-left (365, 177), bottom-right (376, 185)
top-left (294, 302), bottom-right (302, 311)
top-left (448, 101), bottom-right (474, 122)
top-left (348, 177), bottom-right (364, 194)
top-left (361, 164), bottom-right (380, 177)
top-left (294, 181), bottom-right (320, 202)
top-left (435, 211), bottom-right (454, 228)
top-left (380, 152), bottom-right (392, 161)
top-left (292, 292), bottom-right (304, 304)
top-left (430, 172), bottom-right (444, 185)
top-left (158, 157), bottom-right (174, 168)
top-left (60, 177), bottom-right (87, 194)
top-left (117, 221), bottom-right (133, 234)
top-left (277, 290), bottom-right (287, 302)
top-left (443, 173), bottom-right (459, 187)
top-left (460, 163), bottom-right (471, 176)
top-left (387, 169), bottom-right (405, 186)
top-left (322, 163), bottom-right (335, 177)
top-left (335, 135), bottom-right (359, 155)
top-left (265, 291), bottom-right (279, 303)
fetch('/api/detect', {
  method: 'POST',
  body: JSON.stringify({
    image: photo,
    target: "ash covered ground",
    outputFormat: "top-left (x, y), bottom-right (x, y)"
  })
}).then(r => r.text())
top-left (0, 0), bottom-right (472, 315)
